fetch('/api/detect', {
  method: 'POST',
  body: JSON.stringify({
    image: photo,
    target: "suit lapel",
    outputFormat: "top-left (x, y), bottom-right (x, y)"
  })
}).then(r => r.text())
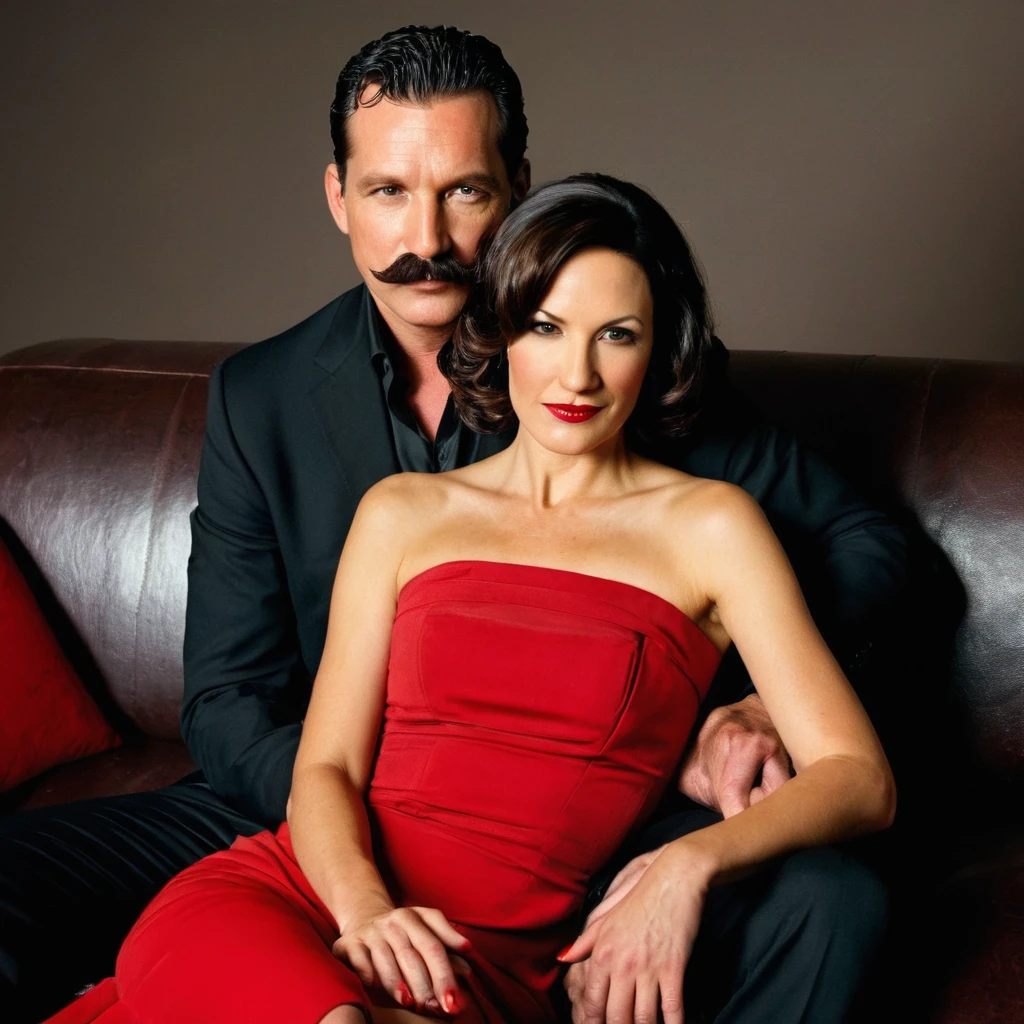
top-left (307, 284), bottom-right (519, 498)
top-left (307, 286), bottom-right (399, 504)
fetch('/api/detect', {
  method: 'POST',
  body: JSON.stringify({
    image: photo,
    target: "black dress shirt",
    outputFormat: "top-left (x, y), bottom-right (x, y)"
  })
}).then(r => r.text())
top-left (366, 290), bottom-right (480, 473)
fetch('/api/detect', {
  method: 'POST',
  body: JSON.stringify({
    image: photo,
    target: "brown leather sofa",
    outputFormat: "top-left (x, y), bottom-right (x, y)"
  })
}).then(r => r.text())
top-left (1, 338), bottom-right (1021, 1023)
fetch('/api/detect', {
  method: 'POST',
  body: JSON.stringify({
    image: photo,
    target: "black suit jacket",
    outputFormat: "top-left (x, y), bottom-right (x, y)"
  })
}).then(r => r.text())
top-left (181, 285), bottom-right (909, 826)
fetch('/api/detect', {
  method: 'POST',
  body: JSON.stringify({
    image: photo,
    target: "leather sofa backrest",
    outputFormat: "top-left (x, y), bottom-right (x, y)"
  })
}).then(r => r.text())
top-left (0, 340), bottom-right (245, 739)
top-left (1, 342), bottom-right (1021, 778)
top-left (729, 352), bottom-right (1024, 784)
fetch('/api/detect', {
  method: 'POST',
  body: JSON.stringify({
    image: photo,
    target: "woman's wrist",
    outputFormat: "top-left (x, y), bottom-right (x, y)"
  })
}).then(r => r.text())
top-left (332, 887), bottom-right (395, 936)
top-left (658, 835), bottom-right (720, 893)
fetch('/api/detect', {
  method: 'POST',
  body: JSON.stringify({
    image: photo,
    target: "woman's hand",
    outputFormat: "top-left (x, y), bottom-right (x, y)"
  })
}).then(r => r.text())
top-left (332, 901), bottom-right (471, 1015)
top-left (558, 845), bottom-right (712, 1024)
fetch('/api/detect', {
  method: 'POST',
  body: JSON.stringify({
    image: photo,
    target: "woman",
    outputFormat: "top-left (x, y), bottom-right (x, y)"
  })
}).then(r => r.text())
top-left (49, 174), bottom-right (894, 1024)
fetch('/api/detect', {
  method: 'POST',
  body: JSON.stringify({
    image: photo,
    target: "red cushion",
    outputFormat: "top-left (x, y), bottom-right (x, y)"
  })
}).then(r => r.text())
top-left (0, 539), bottom-right (120, 792)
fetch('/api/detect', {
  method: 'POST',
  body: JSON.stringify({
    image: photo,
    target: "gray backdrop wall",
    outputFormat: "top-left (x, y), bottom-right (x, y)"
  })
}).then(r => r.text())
top-left (2, 0), bottom-right (1021, 361)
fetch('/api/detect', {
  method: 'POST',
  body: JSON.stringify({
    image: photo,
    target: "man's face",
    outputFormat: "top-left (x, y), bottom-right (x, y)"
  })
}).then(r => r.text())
top-left (327, 90), bottom-right (527, 339)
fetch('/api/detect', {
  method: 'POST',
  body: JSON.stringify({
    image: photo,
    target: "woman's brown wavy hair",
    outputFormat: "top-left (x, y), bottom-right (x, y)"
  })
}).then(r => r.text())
top-left (439, 173), bottom-right (716, 447)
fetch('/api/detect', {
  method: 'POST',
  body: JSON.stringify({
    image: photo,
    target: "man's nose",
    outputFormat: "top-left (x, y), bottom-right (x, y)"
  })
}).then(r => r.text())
top-left (404, 196), bottom-right (451, 260)
top-left (560, 338), bottom-right (601, 393)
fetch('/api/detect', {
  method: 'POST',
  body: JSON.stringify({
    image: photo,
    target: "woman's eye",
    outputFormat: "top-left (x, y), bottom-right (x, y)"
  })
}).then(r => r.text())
top-left (603, 327), bottom-right (636, 343)
top-left (528, 321), bottom-right (558, 335)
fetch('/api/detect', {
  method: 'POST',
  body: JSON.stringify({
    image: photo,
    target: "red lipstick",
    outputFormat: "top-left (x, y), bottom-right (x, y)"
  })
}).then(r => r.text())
top-left (544, 404), bottom-right (601, 423)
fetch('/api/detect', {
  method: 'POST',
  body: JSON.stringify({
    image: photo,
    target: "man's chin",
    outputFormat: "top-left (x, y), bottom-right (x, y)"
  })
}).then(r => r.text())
top-left (370, 281), bottom-right (471, 333)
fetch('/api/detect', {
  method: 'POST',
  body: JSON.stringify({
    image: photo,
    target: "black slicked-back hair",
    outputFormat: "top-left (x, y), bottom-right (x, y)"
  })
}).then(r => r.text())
top-left (330, 25), bottom-right (528, 189)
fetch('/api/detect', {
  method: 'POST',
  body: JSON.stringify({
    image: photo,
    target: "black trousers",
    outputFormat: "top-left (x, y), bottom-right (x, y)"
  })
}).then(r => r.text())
top-left (0, 781), bottom-right (885, 1024)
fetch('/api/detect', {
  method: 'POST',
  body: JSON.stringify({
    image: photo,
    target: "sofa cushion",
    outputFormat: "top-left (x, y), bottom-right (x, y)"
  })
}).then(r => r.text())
top-left (8, 737), bottom-right (197, 812)
top-left (0, 538), bottom-right (121, 792)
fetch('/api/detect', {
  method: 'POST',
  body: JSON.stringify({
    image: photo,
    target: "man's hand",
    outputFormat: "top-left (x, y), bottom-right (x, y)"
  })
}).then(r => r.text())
top-left (677, 693), bottom-right (793, 818)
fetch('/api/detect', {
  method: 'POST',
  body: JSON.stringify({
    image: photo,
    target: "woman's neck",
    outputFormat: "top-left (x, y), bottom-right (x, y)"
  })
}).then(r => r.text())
top-left (486, 430), bottom-right (644, 512)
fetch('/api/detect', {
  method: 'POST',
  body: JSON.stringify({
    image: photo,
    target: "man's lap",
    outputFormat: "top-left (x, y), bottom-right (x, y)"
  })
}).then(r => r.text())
top-left (2, 786), bottom-right (884, 1024)
top-left (0, 776), bottom-right (264, 1023)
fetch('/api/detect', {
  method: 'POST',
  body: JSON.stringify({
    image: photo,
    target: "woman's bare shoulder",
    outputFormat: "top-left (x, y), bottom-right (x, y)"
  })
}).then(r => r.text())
top-left (355, 472), bottom-right (464, 549)
top-left (361, 470), bottom-right (452, 507)
top-left (661, 474), bottom-right (770, 548)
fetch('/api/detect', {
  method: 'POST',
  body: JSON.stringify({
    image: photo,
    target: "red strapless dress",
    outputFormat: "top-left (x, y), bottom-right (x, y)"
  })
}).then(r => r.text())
top-left (46, 560), bottom-right (721, 1024)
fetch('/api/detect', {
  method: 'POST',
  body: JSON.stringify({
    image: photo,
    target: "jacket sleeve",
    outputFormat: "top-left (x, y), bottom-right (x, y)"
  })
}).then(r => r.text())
top-left (673, 368), bottom-right (911, 707)
top-left (180, 362), bottom-right (304, 827)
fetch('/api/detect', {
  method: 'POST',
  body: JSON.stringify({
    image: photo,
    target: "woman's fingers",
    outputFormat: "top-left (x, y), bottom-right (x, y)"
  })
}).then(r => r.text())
top-left (659, 974), bottom-right (685, 1024)
top-left (414, 907), bottom-right (472, 951)
top-left (605, 974), bottom-right (636, 1024)
top-left (345, 939), bottom-right (378, 988)
top-left (558, 919), bottom-right (600, 965)
top-left (334, 905), bottom-right (469, 1014)
top-left (364, 936), bottom-right (415, 1009)
top-left (394, 909), bottom-right (463, 1012)
top-left (384, 918), bottom-right (439, 1010)
top-left (633, 975), bottom-right (660, 1024)
top-left (580, 961), bottom-right (611, 1024)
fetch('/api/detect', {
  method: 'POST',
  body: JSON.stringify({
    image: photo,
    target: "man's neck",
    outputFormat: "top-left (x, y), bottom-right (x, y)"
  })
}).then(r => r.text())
top-left (373, 300), bottom-right (452, 392)
top-left (370, 294), bottom-right (453, 443)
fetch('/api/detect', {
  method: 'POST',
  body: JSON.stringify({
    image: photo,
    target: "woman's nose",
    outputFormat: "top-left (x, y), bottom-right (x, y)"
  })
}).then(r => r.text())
top-left (560, 340), bottom-right (600, 393)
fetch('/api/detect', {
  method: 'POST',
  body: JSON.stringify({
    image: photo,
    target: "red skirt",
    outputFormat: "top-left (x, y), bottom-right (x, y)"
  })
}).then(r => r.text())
top-left (44, 823), bottom-right (557, 1024)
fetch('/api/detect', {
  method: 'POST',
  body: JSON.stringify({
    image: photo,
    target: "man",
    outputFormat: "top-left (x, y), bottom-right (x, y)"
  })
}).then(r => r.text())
top-left (1, 25), bottom-right (905, 1024)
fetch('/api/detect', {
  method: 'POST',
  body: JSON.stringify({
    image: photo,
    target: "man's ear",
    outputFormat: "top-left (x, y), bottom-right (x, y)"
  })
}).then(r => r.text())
top-left (511, 159), bottom-right (531, 205)
top-left (324, 163), bottom-right (349, 235)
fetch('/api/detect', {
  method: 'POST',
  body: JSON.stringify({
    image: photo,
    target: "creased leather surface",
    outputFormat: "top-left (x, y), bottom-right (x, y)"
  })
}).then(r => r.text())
top-left (9, 739), bottom-right (197, 811)
top-left (729, 353), bottom-right (1024, 777)
top-left (0, 341), bottom-right (246, 742)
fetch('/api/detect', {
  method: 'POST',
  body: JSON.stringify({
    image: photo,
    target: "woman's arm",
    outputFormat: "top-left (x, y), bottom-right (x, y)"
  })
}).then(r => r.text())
top-left (559, 480), bottom-right (895, 1024)
top-left (286, 475), bottom-right (468, 1016)
top-left (671, 479), bottom-right (896, 882)
top-left (287, 475), bottom-right (402, 925)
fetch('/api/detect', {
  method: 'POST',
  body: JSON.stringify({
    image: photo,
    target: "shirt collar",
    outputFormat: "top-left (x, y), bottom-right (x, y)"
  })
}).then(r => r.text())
top-left (364, 289), bottom-right (392, 378)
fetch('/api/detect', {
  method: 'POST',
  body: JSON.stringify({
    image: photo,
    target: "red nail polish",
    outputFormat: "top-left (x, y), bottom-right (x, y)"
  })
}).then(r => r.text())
top-left (397, 983), bottom-right (414, 1007)
top-left (444, 988), bottom-right (460, 1013)
top-left (555, 943), bottom-right (574, 962)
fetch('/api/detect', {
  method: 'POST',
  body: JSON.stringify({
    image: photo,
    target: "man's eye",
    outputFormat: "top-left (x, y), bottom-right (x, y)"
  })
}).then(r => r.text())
top-left (451, 186), bottom-right (483, 199)
top-left (375, 186), bottom-right (401, 197)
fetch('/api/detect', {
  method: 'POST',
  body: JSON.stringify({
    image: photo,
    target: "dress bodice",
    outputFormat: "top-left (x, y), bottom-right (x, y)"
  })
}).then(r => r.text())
top-left (368, 559), bottom-right (722, 936)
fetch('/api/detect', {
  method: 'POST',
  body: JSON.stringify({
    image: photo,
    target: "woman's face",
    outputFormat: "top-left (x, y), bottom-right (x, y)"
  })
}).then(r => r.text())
top-left (507, 247), bottom-right (654, 455)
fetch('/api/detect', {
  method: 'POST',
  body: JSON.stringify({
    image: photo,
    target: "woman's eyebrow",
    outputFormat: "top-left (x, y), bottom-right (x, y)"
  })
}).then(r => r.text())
top-left (534, 309), bottom-right (645, 330)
